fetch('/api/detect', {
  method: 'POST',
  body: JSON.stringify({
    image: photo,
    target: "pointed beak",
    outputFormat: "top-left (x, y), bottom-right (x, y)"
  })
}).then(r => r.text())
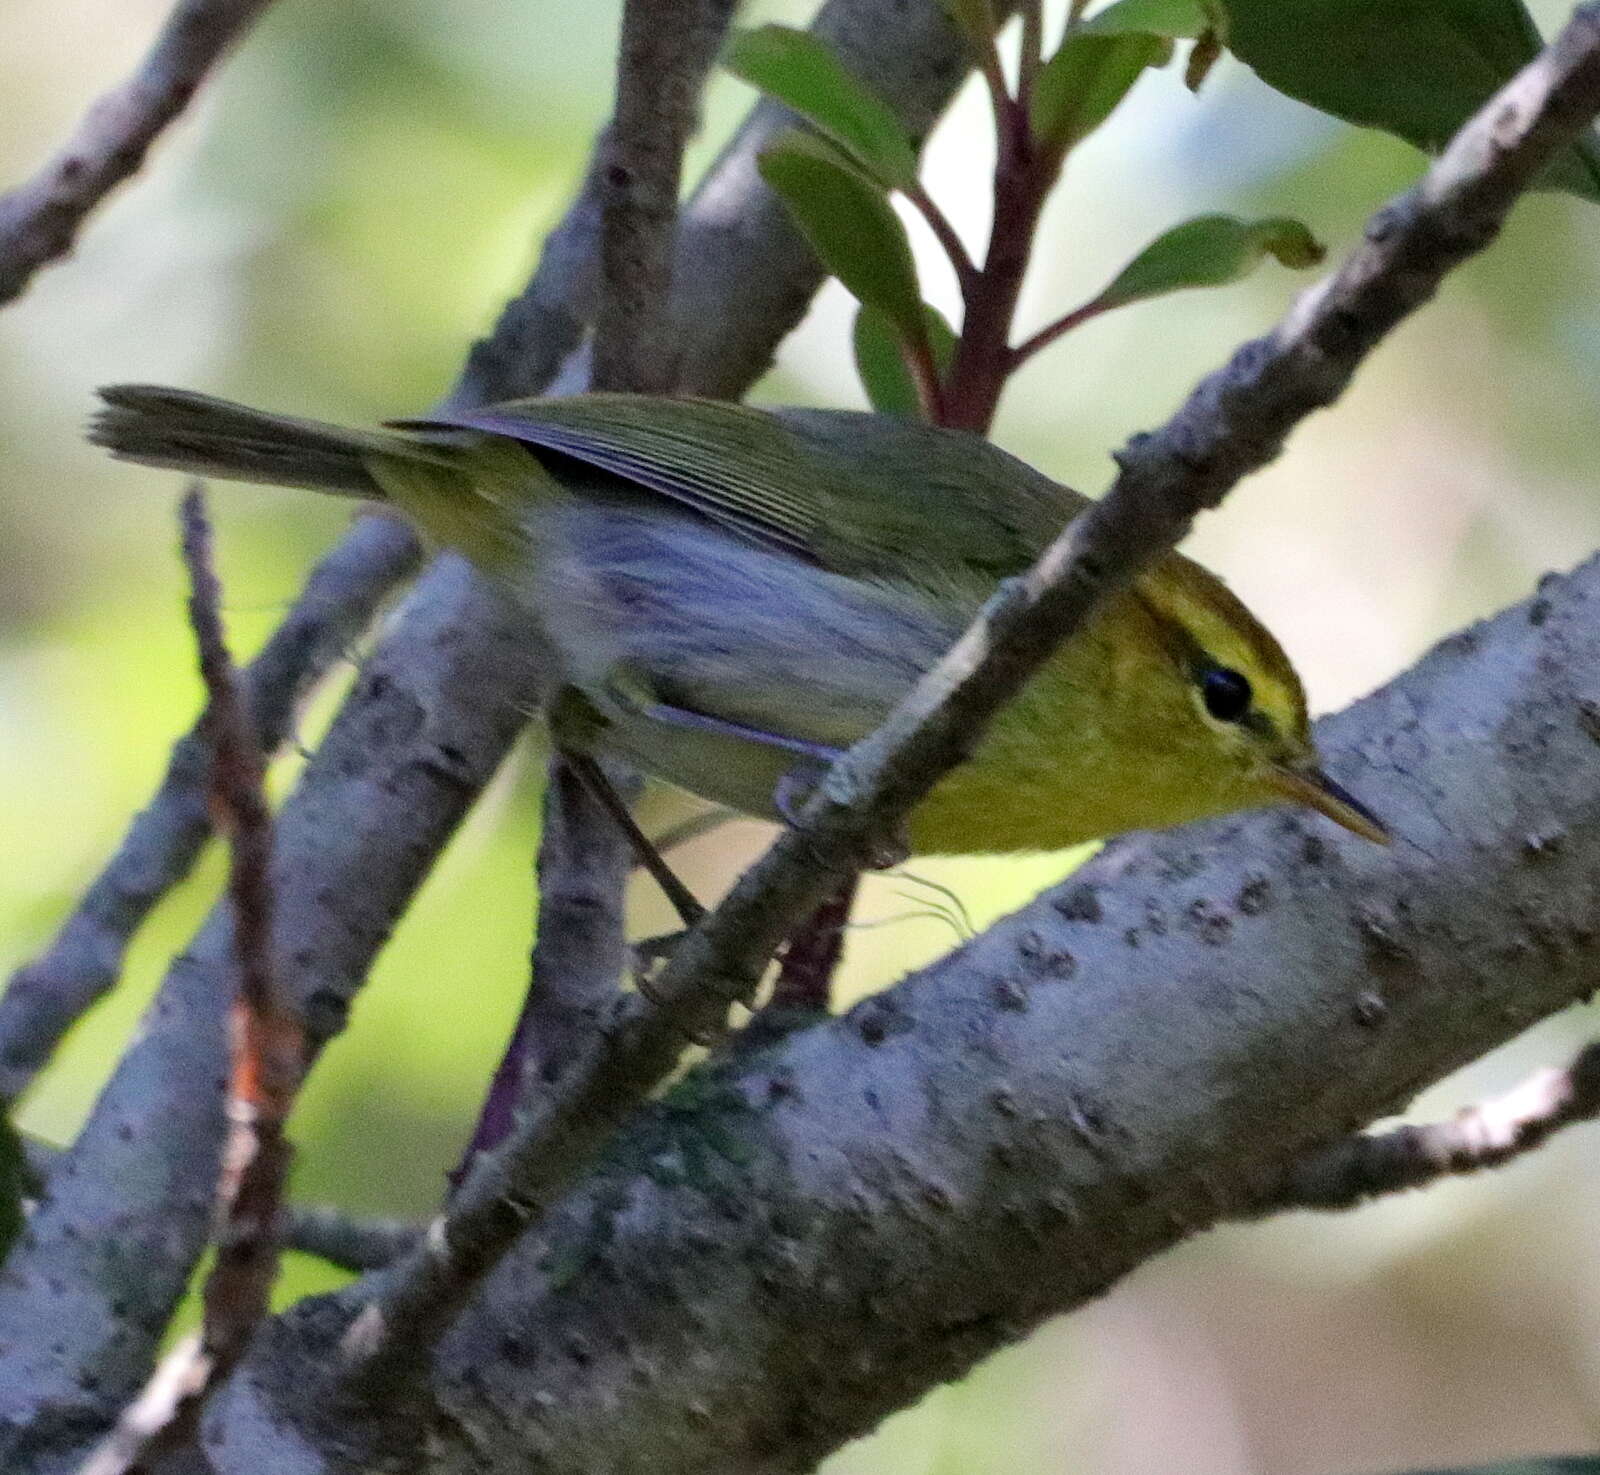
top-left (1269, 763), bottom-right (1390, 845)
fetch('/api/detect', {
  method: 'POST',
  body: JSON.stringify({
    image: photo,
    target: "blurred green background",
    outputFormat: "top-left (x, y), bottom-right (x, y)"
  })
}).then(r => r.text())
top-left (3, 1), bottom-right (1600, 1470)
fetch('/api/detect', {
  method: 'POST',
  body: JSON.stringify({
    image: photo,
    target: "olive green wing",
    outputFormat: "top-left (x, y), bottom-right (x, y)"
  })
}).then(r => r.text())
top-left (405, 395), bottom-right (825, 562)
top-left (408, 393), bottom-right (1083, 580)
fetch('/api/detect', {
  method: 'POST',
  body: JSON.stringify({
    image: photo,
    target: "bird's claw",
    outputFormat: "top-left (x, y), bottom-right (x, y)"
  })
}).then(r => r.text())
top-left (772, 768), bottom-right (909, 870)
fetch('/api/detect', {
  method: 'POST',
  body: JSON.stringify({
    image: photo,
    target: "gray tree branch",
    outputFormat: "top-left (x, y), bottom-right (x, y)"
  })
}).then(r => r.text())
top-left (1262, 1038), bottom-right (1600, 1213)
top-left (432, 0), bottom-right (738, 1269)
top-left (213, 549), bottom-right (1600, 1474)
top-left (0, 0), bottom-right (278, 306)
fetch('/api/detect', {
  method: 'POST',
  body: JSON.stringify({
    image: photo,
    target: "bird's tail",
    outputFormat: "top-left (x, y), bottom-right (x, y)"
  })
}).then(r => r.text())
top-left (89, 385), bottom-right (442, 498)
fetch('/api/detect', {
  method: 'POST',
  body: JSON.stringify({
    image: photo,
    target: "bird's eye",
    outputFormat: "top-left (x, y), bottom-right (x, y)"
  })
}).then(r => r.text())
top-left (1200, 666), bottom-right (1253, 723)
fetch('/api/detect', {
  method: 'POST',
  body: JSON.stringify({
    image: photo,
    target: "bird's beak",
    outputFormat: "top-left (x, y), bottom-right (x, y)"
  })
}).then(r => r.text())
top-left (1269, 763), bottom-right (1390, 845)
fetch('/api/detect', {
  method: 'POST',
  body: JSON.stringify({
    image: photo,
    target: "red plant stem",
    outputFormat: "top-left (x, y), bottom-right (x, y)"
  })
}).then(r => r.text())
top-left (1008, 294), bottom-right (1109, 366)
top-left (1017, 1), bottom-right (1043, 110)
top-left (904, 180), bottom-right (977, 292)
top-left (940, 117), bottom-right (1053, 433)
top-left (769, 874), bottom-right (860, 1012)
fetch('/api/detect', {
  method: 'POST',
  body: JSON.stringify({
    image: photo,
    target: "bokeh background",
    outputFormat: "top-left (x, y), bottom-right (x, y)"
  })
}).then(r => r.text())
top-left (3, 1), bottom-right (1600, 1471)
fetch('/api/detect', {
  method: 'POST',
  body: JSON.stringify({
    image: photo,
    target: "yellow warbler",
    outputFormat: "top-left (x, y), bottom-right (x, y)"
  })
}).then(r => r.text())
top-left (91, 386), bottom-right (1384, 853)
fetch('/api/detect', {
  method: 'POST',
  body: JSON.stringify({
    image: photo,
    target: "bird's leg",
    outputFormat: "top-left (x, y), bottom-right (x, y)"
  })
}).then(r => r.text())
top-left (561, 748), bottom-right (706, 931)
top-left (632, 699), bottom-right (844, 767)
top-left (637, 700), bottom-right (915, 866)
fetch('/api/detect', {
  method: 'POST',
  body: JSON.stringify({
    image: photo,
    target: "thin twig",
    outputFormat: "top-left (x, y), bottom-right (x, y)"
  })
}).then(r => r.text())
top-left (903, 180), bottom-right (978, 292)
top-left (1263, 1041), bottom-right (1600, 1213)
top-left (0, 514), bottom-right (417, 1108)
top-left (285, 1204), bottom-right (421, 1273)
top-left (1008, 294), bottom-right (1110, 365)
top-left (75, 488), bottom-right (306, 1473)
top-left (970, 11), bottom-right (1013, 140)
top-left (182, 488), bottom-right (304, 1367)
top-left (0, 0), bottom-right (278, 306)
top-left (1017, 0), bottom-right (1043, 111)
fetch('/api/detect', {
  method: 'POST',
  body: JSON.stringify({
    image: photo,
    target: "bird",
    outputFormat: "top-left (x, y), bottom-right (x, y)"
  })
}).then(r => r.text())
top-left (90, 384), bottom-right (1385, 862)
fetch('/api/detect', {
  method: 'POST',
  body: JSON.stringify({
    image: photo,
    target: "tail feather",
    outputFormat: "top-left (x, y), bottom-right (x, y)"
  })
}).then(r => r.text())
top-left (90, 385), bottom-right (431, 498)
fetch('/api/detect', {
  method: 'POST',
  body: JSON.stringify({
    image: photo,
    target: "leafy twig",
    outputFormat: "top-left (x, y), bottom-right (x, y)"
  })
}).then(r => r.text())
top-left (0, 0), bottom-right (278, 306)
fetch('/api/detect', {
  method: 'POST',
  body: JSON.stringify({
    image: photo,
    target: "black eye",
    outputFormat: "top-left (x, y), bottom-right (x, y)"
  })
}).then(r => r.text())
top-left (1200, 667), bottom-right (1253, 723)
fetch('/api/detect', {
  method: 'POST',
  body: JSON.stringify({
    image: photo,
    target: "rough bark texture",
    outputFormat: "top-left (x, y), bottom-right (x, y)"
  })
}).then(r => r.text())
top-left (209, 554), bottom-right (1600, 1473)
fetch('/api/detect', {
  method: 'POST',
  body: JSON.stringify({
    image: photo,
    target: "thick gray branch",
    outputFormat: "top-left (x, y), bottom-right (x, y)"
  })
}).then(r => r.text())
top-left (0, 513), bottom-right (418, 1105)
top-left (214, 553), bottom-right (1600, 1474)
top-left (441, 0), bottom-right (735, 1245)
top-left (0, 0), bottom-right (277, 306)
top-left (526, 0), bottom-right (738, 1065)
top-left (591, 0), bottom-right (737, 394)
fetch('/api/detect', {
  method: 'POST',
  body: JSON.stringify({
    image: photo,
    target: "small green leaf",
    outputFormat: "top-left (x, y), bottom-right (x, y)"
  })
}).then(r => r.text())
top-left (1091, 213), bottom-right (1324, 313)
top-left (1080, 0), bottom-right (1222, 40)
top-left (1223, 0), bottom-right (1600, 204)
top-left (726, 25), bottom-right (919, 191)
top-left (1031, 32), bottom-right (1172, 157)
top-left (852, 302), bottom-right (958, 418)
top-left (940, 0), bottom-right (999, 62)
top-left (759, 132), bottom-right (926, 339)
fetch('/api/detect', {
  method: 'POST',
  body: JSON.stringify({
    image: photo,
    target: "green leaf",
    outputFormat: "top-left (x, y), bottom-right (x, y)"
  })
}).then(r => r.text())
top-left (1092, 213), bottom-right (1324, 312)
top-left (1031, 32), bottom-right (1172, 157)
top-left (725, 25), bottom-right (919, 191)
top-left (758, 132), bottom-right (926, 339)
top-left (852, 301), bottom-right (958, 418)
top-left (1080, 0), bottom-right (1223, 40)
top-left (940, 0), bottom-right (999, 62)
top-left (1223, 0), bottom-right (1600, 203)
